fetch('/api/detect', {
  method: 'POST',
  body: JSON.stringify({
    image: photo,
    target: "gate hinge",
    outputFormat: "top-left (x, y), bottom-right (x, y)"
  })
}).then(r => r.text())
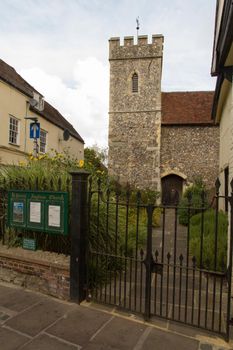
top-left (229, 318), bottom-right (233, 326)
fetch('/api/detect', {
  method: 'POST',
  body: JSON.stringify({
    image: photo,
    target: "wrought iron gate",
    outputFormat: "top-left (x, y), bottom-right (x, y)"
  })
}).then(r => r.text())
top-left (87, 178), bottom-right (233, 340)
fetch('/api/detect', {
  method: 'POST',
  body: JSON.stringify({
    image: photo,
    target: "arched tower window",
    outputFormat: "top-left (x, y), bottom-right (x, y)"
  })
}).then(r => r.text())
top-left (132, 73), bottom-right (138, 93)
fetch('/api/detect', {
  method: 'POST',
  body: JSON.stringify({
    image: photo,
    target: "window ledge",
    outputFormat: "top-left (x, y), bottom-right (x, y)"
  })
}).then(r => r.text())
top-left (8, 142), bottom-right (20, 148)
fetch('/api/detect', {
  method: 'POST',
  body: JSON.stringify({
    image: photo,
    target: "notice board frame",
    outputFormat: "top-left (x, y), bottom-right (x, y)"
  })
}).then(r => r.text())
top-left (8, 190), bottom-right (68, 235)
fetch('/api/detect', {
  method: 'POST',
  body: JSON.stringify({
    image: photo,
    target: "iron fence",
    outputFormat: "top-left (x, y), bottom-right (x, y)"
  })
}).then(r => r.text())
top-left (87, 177), bottom-right (233, 340)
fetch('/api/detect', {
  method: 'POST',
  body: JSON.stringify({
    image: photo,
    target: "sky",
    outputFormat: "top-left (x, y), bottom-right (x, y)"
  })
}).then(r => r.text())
top-left (0, 0), bottom-right (217, 148)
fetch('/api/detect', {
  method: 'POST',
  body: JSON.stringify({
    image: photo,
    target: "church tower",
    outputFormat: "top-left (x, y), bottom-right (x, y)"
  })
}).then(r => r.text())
top-left (108, 34), bottom-right (164, 191)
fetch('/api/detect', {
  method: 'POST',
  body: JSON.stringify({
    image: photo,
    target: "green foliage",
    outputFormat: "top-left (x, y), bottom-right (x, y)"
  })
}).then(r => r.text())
top-left (88, 193), bottom-right (148, 288)
top-left (84, 148), bottom-right (105, 171)
top-left (4, 227), bottom-right (22, 247)
top-left (134, 188), bottom-right (160, 205)
top-left (89, 193), bottom-right (147, 255)
top-left (189, 209), bottom-right (228, 271)
top-left (0, 147), bottom-right (108, 191)
top-left (178, 178), bottom-right (208, 225)
top-left (0, 150), bottom-right (78, 191)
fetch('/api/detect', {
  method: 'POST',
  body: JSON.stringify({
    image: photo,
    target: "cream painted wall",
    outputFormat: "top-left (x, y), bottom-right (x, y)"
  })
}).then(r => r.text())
top-left (218, 83), bottom-right (233, 284)
top-left (0, 80), bottom-right (84, 165)
top-left (218, 83), bottom-right (233, 210)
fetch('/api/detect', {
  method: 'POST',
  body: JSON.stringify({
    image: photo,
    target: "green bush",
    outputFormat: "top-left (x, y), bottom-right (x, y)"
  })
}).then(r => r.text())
top-left (189, 209), bottom-right (228, 271)
top-left (178, 178), bottom-right (207, 225)
top-left (89, 192), bottom-right (148, 255)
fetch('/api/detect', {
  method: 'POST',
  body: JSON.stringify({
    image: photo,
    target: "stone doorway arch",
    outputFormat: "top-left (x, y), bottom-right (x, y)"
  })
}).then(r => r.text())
top-left (161, 174), bottom-right (184, 205)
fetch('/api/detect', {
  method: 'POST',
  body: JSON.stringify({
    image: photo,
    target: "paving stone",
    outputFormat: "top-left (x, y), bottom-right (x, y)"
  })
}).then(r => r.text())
top-left (200, 344), bottom-right (213, 350)
top-left (0, 311), bottom-right (10, 321)
top-left (90, 317), bottom-right (146, 350)
top-left (5, 299), bottom-right (71, 336)
top-left (0, 327), bottom-right (28, 349)
top-left (141, 327), bottom-right (199, 350)
top-left (0, 283), bottom-right (230, 350)
top-left (83, 344), bottom-right (119, 350)
top-left (0, 286), bottom-right (44, 312)
top-left (168, 319), bottom-right (216, 339)
top-left (21, 334), bottom-right (79, 350)
top-left (47, 305), bottom-right (112, 346)
top-left (0, 284), bottom-right (15, 297)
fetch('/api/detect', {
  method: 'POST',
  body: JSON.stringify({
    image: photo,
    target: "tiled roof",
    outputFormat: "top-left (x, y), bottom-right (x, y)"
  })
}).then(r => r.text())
top-left (0, 59), bottom-right (41, 97)
top-left (30, 102), bottom-right (84, 143)
top-left (0, 58), bottom-right (84, 143)
top-left (161, 91), bottom-right (215, 125)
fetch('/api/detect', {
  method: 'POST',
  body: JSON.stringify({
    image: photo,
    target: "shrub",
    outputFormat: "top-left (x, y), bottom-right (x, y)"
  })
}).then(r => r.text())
top-left (88, 191), bottom-right (148, 288)
top-left (0, 151), bottom-right (76, 191)
top-left (178, 178), bottom-right (208, 225)
top-left (189, 209), bottom-right (228, 271)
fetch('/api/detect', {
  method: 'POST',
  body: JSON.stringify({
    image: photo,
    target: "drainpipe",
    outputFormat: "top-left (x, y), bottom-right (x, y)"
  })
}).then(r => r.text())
top-left (24, 101), bottom-right (29, 153)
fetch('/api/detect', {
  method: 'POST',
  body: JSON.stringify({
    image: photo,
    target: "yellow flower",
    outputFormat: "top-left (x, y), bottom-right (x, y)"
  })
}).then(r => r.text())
top-left (29, 155), bottom-right (34, 160)
top-left (79, 160), bottom-right (84, 168)
top-left (18, 161), bottom-right (26, 167)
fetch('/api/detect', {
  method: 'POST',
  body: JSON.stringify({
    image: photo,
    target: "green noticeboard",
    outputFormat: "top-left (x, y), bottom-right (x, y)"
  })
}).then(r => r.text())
top-left (8, 190), bottom-right (68, 235)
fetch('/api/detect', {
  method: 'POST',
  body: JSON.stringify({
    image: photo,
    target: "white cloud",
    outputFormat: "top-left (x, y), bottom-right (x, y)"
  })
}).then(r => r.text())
top-left (21, 57), bottom-right (109, 147)
top-left (1, 0), bottom-right (218, 147)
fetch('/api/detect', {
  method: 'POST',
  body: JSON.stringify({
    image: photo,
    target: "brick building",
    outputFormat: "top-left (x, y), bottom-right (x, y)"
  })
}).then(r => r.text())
top-left (108, 35), bottom-right (219, 203)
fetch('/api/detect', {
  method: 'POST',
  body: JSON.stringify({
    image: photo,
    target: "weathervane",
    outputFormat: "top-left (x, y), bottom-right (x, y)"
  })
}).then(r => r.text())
top-left (136, 17), bottom-right (140, 39)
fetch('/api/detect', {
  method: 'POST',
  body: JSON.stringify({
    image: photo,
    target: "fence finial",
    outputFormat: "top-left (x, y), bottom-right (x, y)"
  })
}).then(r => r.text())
top-left (231, 178), bottom-right (233, 192)
top-left (215, 178), bottom-right (221, 193)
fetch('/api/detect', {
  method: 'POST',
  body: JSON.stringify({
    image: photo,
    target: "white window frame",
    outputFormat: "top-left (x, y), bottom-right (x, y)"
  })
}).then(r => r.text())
top-left (9, 115), bottom-right (20, 145)
top-left (39, 129), bottom-right (47, 153)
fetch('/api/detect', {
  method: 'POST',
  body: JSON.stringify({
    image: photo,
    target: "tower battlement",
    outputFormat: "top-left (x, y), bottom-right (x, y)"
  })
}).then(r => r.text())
top-left (109, 35), bottom-right (163, 60)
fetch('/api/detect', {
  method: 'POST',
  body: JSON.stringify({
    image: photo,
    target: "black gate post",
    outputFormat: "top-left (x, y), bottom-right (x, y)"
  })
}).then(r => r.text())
top-left (226, 179), bottom-right (233, 340)
top-left (144, 204), bottom-right (154, 321)
top-left (69, 170), bottom-right (90, 303)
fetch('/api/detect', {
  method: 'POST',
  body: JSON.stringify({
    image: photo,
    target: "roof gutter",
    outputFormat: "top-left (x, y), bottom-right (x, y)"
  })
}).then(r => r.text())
top-left (212, 0), bottom-right (233, 76)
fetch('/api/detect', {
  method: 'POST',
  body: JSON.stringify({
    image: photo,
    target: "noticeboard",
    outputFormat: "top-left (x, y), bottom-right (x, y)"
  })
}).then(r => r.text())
top-left (8, 190), bottom-right (68, 235)
top-left (23, 238), bottom-right (37, 251)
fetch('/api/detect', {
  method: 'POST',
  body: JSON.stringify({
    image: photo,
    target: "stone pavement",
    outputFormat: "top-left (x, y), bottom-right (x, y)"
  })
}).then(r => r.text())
top-left (0, 282), bottom-right (232, 350)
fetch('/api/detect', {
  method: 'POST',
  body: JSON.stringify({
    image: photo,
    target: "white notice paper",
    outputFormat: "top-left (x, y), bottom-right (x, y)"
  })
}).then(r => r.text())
top-left (30, 202), bottom-right (41, 223)
top-left (48, 205), bottom-right (61, 227)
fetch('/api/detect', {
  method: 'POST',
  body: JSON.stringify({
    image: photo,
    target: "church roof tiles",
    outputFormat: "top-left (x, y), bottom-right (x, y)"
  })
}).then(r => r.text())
top-left (161, 91), bottom-right (215, 125)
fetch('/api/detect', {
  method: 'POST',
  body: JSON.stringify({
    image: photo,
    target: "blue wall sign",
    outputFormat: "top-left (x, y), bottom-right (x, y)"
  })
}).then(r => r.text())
top-left (30, 122), bottom-right (40, 139)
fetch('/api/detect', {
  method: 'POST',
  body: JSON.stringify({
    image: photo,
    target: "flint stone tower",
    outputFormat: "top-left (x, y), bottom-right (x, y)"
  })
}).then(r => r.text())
top-left (108, 35), bottom-right (164, 191)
